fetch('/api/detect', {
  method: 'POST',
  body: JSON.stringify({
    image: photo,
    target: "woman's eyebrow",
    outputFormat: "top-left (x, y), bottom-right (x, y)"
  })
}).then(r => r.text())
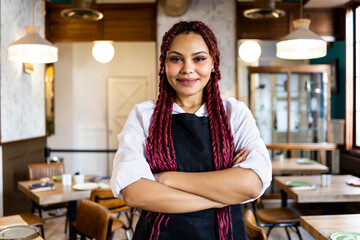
top-left (168, 51), bottom-right (209, 56)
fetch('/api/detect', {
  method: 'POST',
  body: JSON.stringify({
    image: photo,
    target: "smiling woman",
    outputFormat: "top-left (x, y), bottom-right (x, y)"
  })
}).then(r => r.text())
top-left (110, 21), bottom-right (272, 240)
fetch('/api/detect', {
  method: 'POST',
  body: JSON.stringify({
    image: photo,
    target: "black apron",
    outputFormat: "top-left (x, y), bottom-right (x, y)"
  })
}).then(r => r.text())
top-left (133, 113), bottom-right (246, 240)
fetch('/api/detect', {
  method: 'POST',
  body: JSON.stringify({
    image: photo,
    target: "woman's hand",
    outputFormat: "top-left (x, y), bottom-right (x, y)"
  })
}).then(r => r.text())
top-left (231, 147), bottom-right (250, 167)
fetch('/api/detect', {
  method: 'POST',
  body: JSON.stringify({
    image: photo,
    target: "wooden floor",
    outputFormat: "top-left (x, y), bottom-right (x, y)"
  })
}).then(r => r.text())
top-left (40, 200), bottom-right (317, 240)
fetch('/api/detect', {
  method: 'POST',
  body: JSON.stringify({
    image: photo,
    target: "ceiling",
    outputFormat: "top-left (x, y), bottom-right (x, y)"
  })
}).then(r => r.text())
top-left (304, 0), bottom-right (349, 8)
top-left (49, 0), bottom-right (350, 8)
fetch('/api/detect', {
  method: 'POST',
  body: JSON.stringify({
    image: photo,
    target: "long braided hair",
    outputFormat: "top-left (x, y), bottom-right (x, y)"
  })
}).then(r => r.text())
top-left (145, 21), bottom-right (235, 240)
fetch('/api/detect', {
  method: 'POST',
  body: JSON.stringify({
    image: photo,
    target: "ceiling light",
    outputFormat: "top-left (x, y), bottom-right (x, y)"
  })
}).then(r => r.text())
top-left (160, 0), bottom-right (191, 17)
top-left (239, 41), bottom-right (262, 63)
top-left (61, 0), bottom-right (103, 21)
top-left (8, 1), bottom-right (58, 63)
top-left (276, 0), bottom-right (326, 60)
top-left (244, 0), bottom-right (285, 19)
top-left (92, 41), bottom-right (115, 63)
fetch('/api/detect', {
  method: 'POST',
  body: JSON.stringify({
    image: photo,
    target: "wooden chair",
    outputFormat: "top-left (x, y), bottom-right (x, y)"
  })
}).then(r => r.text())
top-left (90, 188), bottom-right (132, 240)
top-left (244, 209), bottom-right (268, 240)
top-left (70, 199), bottom-right (117, 240)
top-left (28, 162), bottom-right (65, 180)
top-left (19, 213), bottom-right (45, 238)
top-left (27, 162), bottom-right (68, 232)
top-left (252, 198), bottom-right (302, 240)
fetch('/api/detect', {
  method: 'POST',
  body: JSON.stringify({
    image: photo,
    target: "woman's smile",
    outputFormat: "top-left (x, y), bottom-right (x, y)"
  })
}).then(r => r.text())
top-left (176, 78), bottom-right (199, 85)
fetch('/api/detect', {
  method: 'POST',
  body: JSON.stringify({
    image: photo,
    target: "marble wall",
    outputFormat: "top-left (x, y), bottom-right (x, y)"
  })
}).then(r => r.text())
top-left (1, 0), bottom-right (46, 143)
top-left (157, 0), bottom-right (236, 97)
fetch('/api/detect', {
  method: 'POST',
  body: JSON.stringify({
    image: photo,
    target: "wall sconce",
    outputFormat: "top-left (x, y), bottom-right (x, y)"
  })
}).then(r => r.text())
top-left (238, 40), bottom-right (262, 63)
top-left (8, 1), bottom-right (58, 64)
top-left (7, 0), bottom-right (58, 73)
top-left (92, 41), bottom-right (115, 63)
top-left (8, 25), bottom-right (58, 64)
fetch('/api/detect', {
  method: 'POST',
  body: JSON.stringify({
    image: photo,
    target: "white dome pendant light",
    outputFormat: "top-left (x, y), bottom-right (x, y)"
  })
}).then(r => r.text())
top-left (239, 40), bottom-right (262, 63)
top-left (92, 41), bottom-right (115, 63)
top-left (276, 0), bottom-right (326, 60)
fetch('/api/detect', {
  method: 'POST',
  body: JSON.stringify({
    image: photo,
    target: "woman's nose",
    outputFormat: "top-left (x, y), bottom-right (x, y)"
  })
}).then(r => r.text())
top-left (181, 61), bottom-right (194, 74)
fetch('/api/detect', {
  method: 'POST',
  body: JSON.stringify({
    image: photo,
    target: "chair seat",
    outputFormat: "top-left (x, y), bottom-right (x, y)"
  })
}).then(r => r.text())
top-left (257, 208), bottom-right (300, 224)
top-left (19, 213), bottom-right (45, 226)
top-left (111, 216), bottom-right (124, 232)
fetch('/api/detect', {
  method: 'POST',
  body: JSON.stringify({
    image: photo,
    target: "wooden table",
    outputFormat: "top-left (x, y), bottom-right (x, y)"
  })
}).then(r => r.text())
top-left (273, 175), bottom-right (360, 206)
top-left (0, 215), bottom-right (43, 240)
top-left (272, 158), bottom-right (329, 175)
top-left (18, 177), bottom-right (109, 239)
top-left (266, 143), bottom-right (337, 165)
top-left (301, 214), bottom-right (360, 240)
top-left (18, 179), bottom-right (95, 206)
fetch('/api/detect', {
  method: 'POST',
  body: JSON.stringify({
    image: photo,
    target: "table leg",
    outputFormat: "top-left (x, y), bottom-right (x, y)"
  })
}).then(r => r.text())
top-left (67, 200), bottom-right (77, 240)
top-left (281, 190), bottom-right (288, 207)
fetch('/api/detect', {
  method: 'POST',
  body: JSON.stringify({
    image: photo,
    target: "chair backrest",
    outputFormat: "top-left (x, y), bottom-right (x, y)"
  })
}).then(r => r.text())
top-left (75, 199), bottom-right (111, 240)
top-left (90, 188), bottom-right (130, 213)
top-left (28, 162), bottom-right (65, 180)
top-left (244, 209), bottom-right (268, 240)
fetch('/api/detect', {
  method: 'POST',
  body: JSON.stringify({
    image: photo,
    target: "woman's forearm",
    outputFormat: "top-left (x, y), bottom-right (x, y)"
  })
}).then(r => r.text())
top-left (122, 178), bottom-right (227, 213)
top-left (156, 168), bottom-right (262, 205)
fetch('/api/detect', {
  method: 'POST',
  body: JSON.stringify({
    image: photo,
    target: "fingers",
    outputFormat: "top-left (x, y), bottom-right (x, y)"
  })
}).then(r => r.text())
top-left (232, 147), bottom-right (250, 166)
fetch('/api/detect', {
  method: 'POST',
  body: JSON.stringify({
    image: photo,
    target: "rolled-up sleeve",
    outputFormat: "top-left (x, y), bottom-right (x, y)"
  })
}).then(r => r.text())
top-left (110, 102), bottom-right (155, 198)
top-left (224, 98), bottom-right (272, 203)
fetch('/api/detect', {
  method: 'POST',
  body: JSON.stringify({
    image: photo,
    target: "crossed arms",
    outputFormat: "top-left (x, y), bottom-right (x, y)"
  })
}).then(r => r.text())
top-left (122, 148), bottom-right (263, 214)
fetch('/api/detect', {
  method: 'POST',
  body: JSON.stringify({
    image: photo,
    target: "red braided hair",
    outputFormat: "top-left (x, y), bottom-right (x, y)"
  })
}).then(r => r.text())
top-left (146, 21), bottom-right (235, 240)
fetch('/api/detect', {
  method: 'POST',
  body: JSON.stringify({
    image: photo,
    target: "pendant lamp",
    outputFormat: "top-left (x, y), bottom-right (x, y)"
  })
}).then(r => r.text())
top-left (276, 0), bottom-right (326, 60)
top-left (8, 0), bottom-right (58, 63)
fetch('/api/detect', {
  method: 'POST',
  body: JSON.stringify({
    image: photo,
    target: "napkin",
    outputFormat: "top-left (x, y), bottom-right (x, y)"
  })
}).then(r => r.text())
top-left (31, 186), bottom-right (56, 192)
top-left (292, 185), bottom-right (316, 191)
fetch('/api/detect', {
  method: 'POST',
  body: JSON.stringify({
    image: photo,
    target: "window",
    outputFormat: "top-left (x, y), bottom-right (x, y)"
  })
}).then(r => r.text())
top-left (346, 2), bottom-right (360, 152)
top-left (355, 5), bottom-right (360, 148)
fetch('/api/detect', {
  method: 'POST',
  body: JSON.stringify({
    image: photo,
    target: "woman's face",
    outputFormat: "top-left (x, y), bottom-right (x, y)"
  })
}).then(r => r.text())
top-left (165, 32), bottom-right (213, 101)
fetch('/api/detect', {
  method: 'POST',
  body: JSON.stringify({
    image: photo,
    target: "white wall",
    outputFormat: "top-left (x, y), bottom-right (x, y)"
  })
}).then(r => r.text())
top-left (157, 0), bottom-right (236, 97)
top-left (0, 0), bottom-right (46, 142)
top-left (0, 0), bottom-right (46, 216)
top-left (47, 42), bottom-right (156, 176)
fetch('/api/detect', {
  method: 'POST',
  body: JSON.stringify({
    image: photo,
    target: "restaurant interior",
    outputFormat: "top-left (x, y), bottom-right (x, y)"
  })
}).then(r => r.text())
top-left (1, 0), bottom-right (360, 239)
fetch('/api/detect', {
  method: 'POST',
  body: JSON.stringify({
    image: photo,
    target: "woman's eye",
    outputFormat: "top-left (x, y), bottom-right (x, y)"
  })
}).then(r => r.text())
top-left (194, 57), bottom-right (206, 62)
top-left (169, 57), bottom-right (182, 62)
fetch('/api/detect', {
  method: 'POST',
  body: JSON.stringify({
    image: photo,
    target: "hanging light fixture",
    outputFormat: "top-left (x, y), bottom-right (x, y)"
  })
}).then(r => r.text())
top-left (61, 0), bottom-right (103, 21)
top-left (92, 41), bottom-right (115, 63)
top-left (243, 0), bottom-right (285, 19)
top-left (238, 40), bottom-right (262, 63)
top-left (276, 0), bottom-right (326, 60)
top-left (8, 0), bottom-right (58, 63)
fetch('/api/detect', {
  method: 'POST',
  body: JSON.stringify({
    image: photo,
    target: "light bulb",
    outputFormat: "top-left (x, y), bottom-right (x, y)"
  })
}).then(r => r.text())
top-left (92, 41), bottom-right (115, 63)
top-left (238, 41), bottom-right (262, 63)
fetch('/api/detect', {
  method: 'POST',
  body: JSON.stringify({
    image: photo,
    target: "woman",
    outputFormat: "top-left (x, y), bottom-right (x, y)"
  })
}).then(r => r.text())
top-left (110, 21), bottom-right (271, 240)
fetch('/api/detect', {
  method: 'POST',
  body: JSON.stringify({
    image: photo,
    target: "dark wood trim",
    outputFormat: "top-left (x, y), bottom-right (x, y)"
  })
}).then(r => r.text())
top-left (2, 137), bottom-right (47, 215)
top-left (236, 2), bottom-right (345, 41)
top-left (247, 64), bottom-right (331, 74)
top-left (1, 136), bottom-right (47, 146)
top-left (46, 3), bottom-right (157, 42)
top-left (340, 151), bottom-right (360, 177)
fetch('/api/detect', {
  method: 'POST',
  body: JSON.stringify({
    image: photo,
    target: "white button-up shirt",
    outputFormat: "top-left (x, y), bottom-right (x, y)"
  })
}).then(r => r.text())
top-left (110, 97), bottom-right (272, 203)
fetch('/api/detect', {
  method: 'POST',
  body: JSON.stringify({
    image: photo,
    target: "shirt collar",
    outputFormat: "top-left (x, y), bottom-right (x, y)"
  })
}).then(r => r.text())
top-left (172, 102), bottom-right (208, 117)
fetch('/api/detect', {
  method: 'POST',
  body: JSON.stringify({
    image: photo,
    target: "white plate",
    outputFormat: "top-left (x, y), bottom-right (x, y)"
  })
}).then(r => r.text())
top-left (330, 232), bottom-right (360, 240)
top-left (72, 183), bottom-right (99, 191)
top-left (0, 225), bottom-right (38, 239)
